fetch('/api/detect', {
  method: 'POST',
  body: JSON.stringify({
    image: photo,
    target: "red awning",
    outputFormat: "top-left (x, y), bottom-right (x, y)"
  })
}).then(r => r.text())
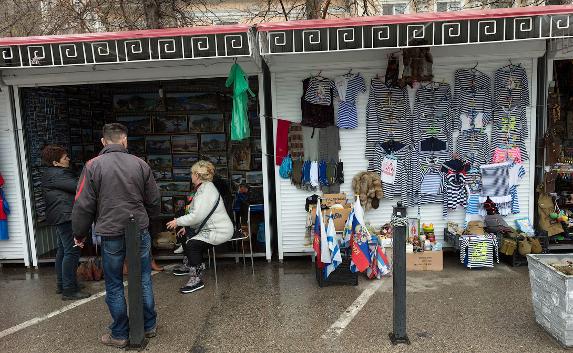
top-left (0, 24), bottom-right (251, 46)
top-left (257, 5), bottom-right (573, 31)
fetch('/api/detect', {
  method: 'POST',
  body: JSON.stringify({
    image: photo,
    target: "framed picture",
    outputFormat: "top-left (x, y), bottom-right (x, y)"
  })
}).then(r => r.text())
top-left (113, 93), bottom-right (161, 112)
top-left (173, 196), bottom-right (187, 214)
top-left (231, 142), bottom-right (251, 171)
top-left (251, 156), bottom-right (262, 170)
top-left (171, 134), bottom-right (198, 153)
top-left (216, 167), bottom-right (228, 178)
top-left (161, 196), bottom-right (174, 214)
top-left (172, 168), bottom-right (192, 181)
top-left (200, 133), bottom-right (226, 152)
top-left (252, 138), bottom-right (262, 154)
top-left (154, 114), bottom-right (188, 134)
top-left (146, 136), bottom-right (172, 154)
top-left (153, 168), bottom-right (173, 180)
top-left (231, 173), bottom-right (243, 184)
top-left (201, 153), bottom-right (227, 167)
top-left (188, 114), bottom-right (225, 133)
top-left (245, 171), bottom-right (263, 184)
top-left (407, 218), bottom-right (420, 240)
top-left (172, 154), bottom-right (198, 168)
top-left (70, 146), bottom-right (84, 162)
top-left (81, 128), bottom-right (93, 144)
top-left (116, 115), bottom-right (152, 135)
top-left (147, 155), bottom-right (172, 170)
top-left (128, 137), bottom-right (146, 155)
top-left (157, 181), bottom-right (190, 193)
top-left (165, 92), bottom-right (219, 111)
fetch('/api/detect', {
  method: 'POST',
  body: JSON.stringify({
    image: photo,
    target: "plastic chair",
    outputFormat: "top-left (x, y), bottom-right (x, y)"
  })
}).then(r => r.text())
top-left (207, 227), bottom-right (254, 286)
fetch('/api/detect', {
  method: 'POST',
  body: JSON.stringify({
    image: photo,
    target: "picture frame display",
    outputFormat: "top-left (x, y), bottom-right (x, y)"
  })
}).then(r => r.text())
top-left (172, 154), bottom-right (198, 168)
top-left (116, 115), bottom-right (152, 135)
top-left (127, 136), bottom-right (146, 155)
top-left (147, 155), bottom-right (173, 170)
top-left (161, 196), bottom-right (174, 214)
top-left (165, 92), bottom-right (219, 111)
top-left (154, 114), bottom-right (188, 134)
top-left (157, 181), bottom-right (190, 193)
top-left (188, 114), bottom-right (225, 133)
top-left (113, 93), bottom-right (161, 112)
top-left (173, 167), bottom-right (192, 181)
top-left (146, 136), bottom-right (172, 154)
top-left (200, 133), bottom-right (226, 152)
top-left (231, 142), bottom-right (251, 171)
top-left (171, 134), bottom-right (198, 153)
top-left (202, 152), bottom-right (227, 167)
top-left (245, 171), bottom-right (263, 184)
top-left (173, 195), bottom-right (187, 214)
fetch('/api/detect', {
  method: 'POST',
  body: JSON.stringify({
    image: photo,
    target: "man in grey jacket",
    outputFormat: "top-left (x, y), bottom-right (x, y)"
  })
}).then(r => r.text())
top-left (72, 123), bottom-right (160, 349)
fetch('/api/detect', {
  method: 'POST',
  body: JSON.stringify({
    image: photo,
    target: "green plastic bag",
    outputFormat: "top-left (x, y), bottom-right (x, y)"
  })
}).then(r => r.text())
top-left (226, 63), bottom-right (255, 141)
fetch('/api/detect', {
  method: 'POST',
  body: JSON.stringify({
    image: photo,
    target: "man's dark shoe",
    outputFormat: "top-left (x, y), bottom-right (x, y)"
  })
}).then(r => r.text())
top-left (57, 283), bottom-right (85, 295)
top-left (62, 291), bottom-right (91, 301)
top-left (180, 280), bottom-right (205, 294)
top-left (145, 326), bottom-right (157, 338)
top-left (101, 333), bottom-right (128, 348)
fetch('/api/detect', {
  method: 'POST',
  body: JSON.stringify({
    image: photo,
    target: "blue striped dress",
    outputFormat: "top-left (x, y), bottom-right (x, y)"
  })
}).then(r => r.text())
top-left (335, 74), bottom-right (366, 129)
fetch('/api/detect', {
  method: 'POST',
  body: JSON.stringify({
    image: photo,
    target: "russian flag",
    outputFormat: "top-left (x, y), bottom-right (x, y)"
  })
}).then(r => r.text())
top-left (350, 220), bottom-right (371, 273)
top-left (313, 200), bottom-right (323, 269)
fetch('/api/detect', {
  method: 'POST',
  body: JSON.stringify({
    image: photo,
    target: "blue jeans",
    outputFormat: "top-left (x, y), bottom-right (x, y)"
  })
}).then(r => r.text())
top-left (55, 222), bottom-right (80, 293)
top-left (101, 229), bottom-right (157, 340)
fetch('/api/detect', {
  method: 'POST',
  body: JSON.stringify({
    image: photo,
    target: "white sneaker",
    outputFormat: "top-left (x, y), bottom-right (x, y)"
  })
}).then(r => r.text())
top-left (174, 245), bottom-right (184, 254)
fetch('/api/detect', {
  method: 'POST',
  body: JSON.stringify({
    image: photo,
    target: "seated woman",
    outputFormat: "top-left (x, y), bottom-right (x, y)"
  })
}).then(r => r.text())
top-left (166, 160), bottom-right (233, 294)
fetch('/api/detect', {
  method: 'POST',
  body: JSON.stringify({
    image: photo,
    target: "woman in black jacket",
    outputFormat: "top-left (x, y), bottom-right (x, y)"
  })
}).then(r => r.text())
top-left (41, 145), bottom-right (90, 300)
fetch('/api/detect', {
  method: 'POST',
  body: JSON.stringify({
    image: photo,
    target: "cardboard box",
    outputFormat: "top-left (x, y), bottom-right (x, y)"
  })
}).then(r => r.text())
top-left (322, 193), bottom-right (347, 207)
top-left (310, 206), bottom-right (351, 232)
top-left (406, 251), bottom-right (443, 271)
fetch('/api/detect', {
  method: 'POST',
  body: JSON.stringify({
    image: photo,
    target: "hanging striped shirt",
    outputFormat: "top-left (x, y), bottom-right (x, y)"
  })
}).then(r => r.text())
top-left (494, 65), bottom-right (530, 108)
top-left (368, 143), bottom-right (414, 207)
top-left (490, 106), bottom-right (528, 161)
top-left (336, 74), bottom-right (366, 129)
top-left (453, 69), bottom-right (492, 129)
top-left (304, 77), bottom-right (337, 106)
top-left (365, 79), bottom-right (409, 160)
top-left (509, 163), bottom-right (526, 214)
top-left (455, 129), bottom-right (490, 169)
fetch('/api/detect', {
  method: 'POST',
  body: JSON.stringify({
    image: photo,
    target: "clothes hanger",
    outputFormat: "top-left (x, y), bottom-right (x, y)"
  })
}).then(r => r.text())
top-left (344, 68), bottom-right (353, 77)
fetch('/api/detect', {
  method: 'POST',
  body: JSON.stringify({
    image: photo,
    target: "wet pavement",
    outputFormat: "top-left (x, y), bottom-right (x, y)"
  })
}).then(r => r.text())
top-left (0, 253), bottom-right (568, 353)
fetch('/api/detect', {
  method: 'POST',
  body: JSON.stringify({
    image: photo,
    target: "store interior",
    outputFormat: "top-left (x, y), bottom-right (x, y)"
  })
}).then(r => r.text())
top-left (19, 77), bottom-right (266, 261)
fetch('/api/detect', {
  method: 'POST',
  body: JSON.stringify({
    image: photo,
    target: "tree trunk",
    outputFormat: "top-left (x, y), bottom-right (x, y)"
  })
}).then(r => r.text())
top-left (306, 0), bottom-right (321, 19)
top-left (143, 0), bottom-right (161, 29)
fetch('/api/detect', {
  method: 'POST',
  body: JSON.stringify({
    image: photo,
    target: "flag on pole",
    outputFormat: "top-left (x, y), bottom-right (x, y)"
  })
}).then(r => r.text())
top-left (313, 200), bottom-right (323, 269)
top-left (319, 201), bottom-right (331, 265)
top-left (342, 207), bottom-right (354, 249)
top-left (324, 213), bottom-right (342, 279)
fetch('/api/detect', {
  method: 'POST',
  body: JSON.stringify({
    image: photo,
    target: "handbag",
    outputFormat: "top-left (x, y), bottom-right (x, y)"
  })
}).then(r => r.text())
top-left (77, 239), bottom-right (104, 281)
top-left (186, 196), bottom-right (220, 244)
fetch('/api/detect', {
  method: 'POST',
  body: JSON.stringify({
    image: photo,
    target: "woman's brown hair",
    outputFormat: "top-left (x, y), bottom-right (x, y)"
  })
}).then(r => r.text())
top-left (41, 145), bottom-right (67, 167)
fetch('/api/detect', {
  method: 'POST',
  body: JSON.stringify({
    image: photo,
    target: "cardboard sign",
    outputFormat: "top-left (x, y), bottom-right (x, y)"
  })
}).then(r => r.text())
top-left (310, 206), bottom-right (351, 232)
top-left (406, 251), bottom-right (443, 271)
top-left (322, 193), bottom-right (347, 207)
top-left (381, 156), bottom-right (397, 184)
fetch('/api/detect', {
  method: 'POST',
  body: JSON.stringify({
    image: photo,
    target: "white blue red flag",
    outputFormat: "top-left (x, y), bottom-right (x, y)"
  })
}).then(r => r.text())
top-left (324, 214), bottom-right (342, 278)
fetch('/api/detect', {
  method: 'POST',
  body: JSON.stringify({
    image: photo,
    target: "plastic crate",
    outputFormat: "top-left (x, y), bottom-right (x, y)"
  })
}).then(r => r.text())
top-left (315, 256), bottom-right (358, 287)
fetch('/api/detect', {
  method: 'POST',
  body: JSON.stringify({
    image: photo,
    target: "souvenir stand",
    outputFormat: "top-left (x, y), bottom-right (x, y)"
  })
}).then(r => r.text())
top-left (0, 26), bottom-right (274, 267)
top-left (536, 37), bottom-right (573, 252)
top-left (259, 5), bottom-right (573, 273)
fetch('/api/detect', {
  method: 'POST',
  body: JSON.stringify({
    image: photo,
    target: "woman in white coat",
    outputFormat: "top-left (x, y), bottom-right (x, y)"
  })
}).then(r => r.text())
top-left (166, 160), bottom-right (233, 293)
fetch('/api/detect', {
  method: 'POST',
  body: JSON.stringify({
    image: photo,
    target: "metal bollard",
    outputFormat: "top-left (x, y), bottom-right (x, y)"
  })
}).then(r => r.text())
top-left (389, 202), bottom-right (410, 345)
top-left (125, 215), bottom-right (148, 350)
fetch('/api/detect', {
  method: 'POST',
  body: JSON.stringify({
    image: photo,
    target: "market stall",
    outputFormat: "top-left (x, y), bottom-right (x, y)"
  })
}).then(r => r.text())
top-left (258, 5), bottom-right (573, 261)
top-left (0, 26), bottom-right (274, 266)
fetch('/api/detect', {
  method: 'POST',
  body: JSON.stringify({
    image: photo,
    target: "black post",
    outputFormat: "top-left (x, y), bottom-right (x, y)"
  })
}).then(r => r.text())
top-left (389, 202), bottom-right (410, 345)
top-left (125, 215), bottom-right (148, 350)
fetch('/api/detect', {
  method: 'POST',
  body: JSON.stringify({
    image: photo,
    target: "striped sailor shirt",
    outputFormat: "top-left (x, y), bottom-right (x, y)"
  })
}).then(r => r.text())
top-left (494, 65), bottom-right (530, 108)
top-left (335, 73), bottom-right (366, 129)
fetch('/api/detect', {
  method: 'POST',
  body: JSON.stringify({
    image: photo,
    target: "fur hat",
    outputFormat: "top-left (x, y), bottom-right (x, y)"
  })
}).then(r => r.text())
top-left (352, 171), bottom-right (384, 211)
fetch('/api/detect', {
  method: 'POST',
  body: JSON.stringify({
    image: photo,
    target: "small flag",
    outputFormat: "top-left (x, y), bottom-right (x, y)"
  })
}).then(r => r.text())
top-left (319, 201), bottom-right (331, 265)
top-left (349, 197), bottom-right (371, 273)
top-left (313, 200), bottom-right (323, 269)
top-left (324, 214), bottom-right (342, 279)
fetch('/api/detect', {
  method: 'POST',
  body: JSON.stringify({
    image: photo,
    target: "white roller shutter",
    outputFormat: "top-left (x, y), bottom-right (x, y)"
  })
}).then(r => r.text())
top-left (0, 87), bottom-right (31, 266)
top-left (272, 47), bottom-right (539, 258)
